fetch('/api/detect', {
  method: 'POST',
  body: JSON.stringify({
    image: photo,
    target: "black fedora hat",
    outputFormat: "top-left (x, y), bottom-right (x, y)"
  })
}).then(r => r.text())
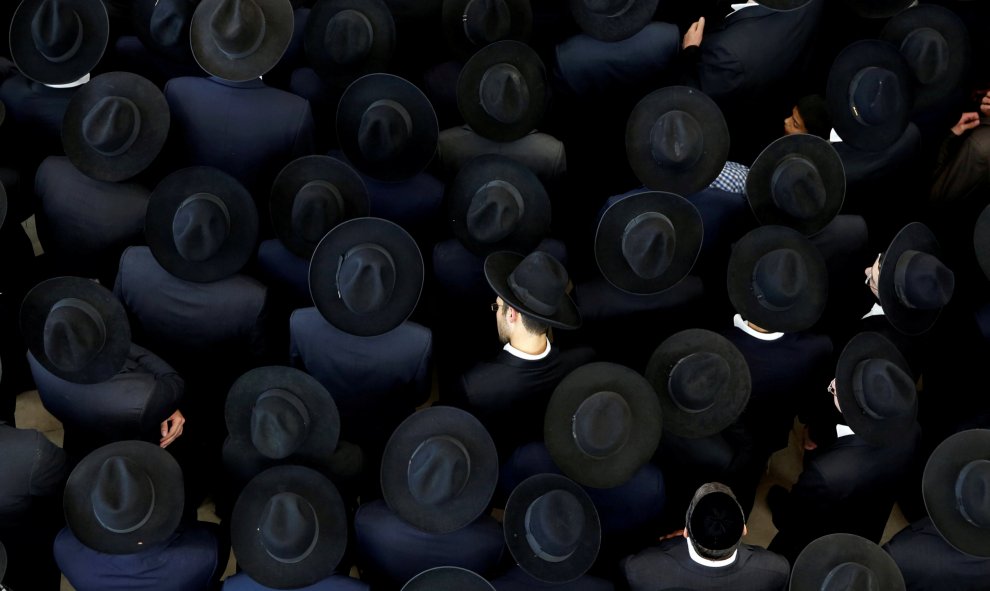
top-left (337, 73), bottom-right (439, 182)
top-left (448, 154), bottom-right (550, 256)
top-left (545, 362), bottom-right (662, 489)
top-left (568, 0), bottom-right (659, 42)
top-left (132, 0), bottom-right (197, 64)
top-left (840, 0), bottom-right (914, 19)
top-left (503, 474), bottom-right (600, 583)
top-left (225, 365), bottom-right (340, 464)
top-left (923, 429), bottom-right (990, 558)
top-left (0, 541), bottom-right (5, 584)
top-left (484, 250), bottom-right (581, 330)
top-left (835, 331), bottom-right (916, 447)
top-left (309, 217), bottom-right (423, 336)
top-left (457, 40), bottom-right (547, 142)
top-left (646, 329), bottom-right (750, 439)
top-left (726, 225), bottom-right (828, 333)
top-left (270, 155), bottom-right (370, 259)
top-left (380, 406), bottom-right (498, 534)
top-left (789, 533), bottom-right (905, 591)
top-left (10, 0), bottom-right (109, 85)
top-left (626, 86), bottom-right (729, 196)
top-left (62, 72), bottom-right (170, 182)
top-left (879, 222), bottom-right (954, 336)
top-left (190, 0), bottom-right (294, 81)
top-left (304, 0), bottom-right (395, 88)
top-left (881, 5), bottom-right (969, 110)
top-left (827, 40), bottom-right (912, 152)
top-left (746, 134), bottom-right (845, 236)
top-left (64, 441), bottom-right (184, 554)
top-left (974, 204), bottom-right (990, 283)
top-left (402, 567), bottom-right (495, 591)
top-left (21, 276), bottom-right (130, 384)
top-left (442, 0), bottom-right (532, 59)
top-left (146, 166), bottom-right (259, 283)
top-left (231, 465), bottom-right (348, 588)
top-left (595, 191), bottom-right (703, 295)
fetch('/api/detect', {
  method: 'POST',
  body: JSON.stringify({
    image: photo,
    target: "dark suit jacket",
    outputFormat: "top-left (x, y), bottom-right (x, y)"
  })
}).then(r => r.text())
top-left (492, 566), bottom-right (614, 591)
top-left (256, 238), bottom-right (311, 308)
top-left (834, 123), bottom-right (923, 187)
top-left (437, 126), bottom-right (566, 185)
top-left (883, 517), bottom-right (990, 591)
top-left (223, 573), bottom-right (369, 591)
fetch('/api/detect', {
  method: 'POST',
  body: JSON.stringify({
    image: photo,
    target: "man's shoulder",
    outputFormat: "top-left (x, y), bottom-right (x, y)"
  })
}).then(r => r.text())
top-left (737, 543), bottom-right (790, 575)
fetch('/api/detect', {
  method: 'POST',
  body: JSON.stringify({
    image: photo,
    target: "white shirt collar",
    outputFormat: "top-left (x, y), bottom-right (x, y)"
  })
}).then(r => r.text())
top-left (836, 423), bottom-right (855, 438)
top-left (503, 338), bottom-right (551, 360)
top-left (829, 128), bottom-right (843, 143)
top-left (687, 538), bottom-right (738, 567)
top-left (729, 1), bottom-right (758, 14)
top-left (733, 314), bottom-right (785, 341)
top-left (44, 73), bottom-right (90, 89)
top-left (862, 303), bottom-right (885, 319)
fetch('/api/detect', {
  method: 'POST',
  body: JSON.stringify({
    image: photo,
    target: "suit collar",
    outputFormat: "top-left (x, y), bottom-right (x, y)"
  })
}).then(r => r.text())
top-left (723, 3), bottom-right (774, 25)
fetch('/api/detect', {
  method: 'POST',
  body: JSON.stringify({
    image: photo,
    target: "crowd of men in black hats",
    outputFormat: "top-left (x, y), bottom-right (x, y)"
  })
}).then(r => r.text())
top-left (1, 0), bottom-right (990, 589)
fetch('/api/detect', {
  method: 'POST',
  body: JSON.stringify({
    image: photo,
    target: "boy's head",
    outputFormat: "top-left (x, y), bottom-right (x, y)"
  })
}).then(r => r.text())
top-left (784, 94), bottom-right (831, 139)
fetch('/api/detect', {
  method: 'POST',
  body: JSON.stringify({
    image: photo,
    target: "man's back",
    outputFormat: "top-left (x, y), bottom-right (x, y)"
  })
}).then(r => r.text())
top-left (622, 537), bottom-right (789, 591)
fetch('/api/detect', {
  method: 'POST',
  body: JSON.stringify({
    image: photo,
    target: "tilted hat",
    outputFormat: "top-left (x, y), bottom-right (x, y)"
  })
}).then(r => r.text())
top-left (503, 474), bottom-right (601, 583)
top-left (305, 0), bottom-right (395, 88)
top-left (484, 250), bottom-right (581, 330)
top-left (21, 276), bottom-right (130, 384)
top-left (132, 0), bottom-right (197, 64)
top-left (10, 0), bottom-right (109, 85)
top-left (646, 329), bottom-right (751, 439)
top-left (457, 40), bottom-right (547, 142)
top-left (923, 429), bottom-right (990, 558)
top-left (62, 72), bottom-right (170, 182)
top-left (595, 191), bottom-right (703, 295)
top-left (402, 567), bottom-right (495, 591)
top-left (789, 533), bottom-right (905, 591)
top-left (270, 155), bottom-right (370, 259)
top-left (545, 362), bottom-right (662, 489)
top-left (686, 483), bottom-right (745, 557)
top-left (231, 465), bottom-right (348, 588)
top-left (448, 154), bottom-right (550, 256)
top-left (309, 217), bottom-right (424, 336)
top-left (746, 134), bottom-right (845, 236)
top-left (442, 0), bottom-right (532, 59)
top-left (726, 225), bottom-right (828, 333)
top-left (64, 441), bottom-right (184, 554)
top-left (190, 0), bottom-right (294, 81)
top-left (974, 204), bottom-right (990, 283)
top-left (380, 406), bottom-right (498, 534)
top-left (879, 222), bottom-right (954, 335)
top-left (146, 166), bottom-right (259, 283)
top-left (626, 86), bottom-right (730, 196)
top-left (568, 0), bottom-right (659, 42)
top-left (840, 0), bottom-right (915, 19)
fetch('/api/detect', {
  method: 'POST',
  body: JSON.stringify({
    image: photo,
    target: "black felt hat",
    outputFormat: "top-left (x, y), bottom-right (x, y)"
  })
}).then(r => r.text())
top-left (595, 191), bottom-right (703, 295)
top-left (146, 166), bottom-right (259, 283)
top-left (746, 134), bottom-right (845, 236)
top-left (442, 0), bottom-right (532, 59)
top-left (190, 0), bottom-right (294, 81)
top-left (879, 222), bottom-right (954, 336)
top-left (62, 72), bottom-right (170, 182)
top-left (380, 406), bottom-right (498, 534)
top-left (827, 40), bottom-right (912, 152)
top-left (448, 154), bottom-right (550, 256)
top-left (974, 205), bottom-right (990, 283)
top-left (231, 465), bottom-right (348, 589)
top-left (686, 483), bottom-right (745, 557)
top-left (503, 474), bottom-right (601, 583)
top-left (923, 429), bottom-right (990, 558)
top-left (337, 73), bottom-right (439, 182)
top-left (789, 533), bottom-right (905, 591)
top-left (309, 217), bottom-right (423, 336)
top-left (626, 86), bottom-right (729, 196)
top-left (646, 329), bottom-right (750, 439)
top-left (545, 362), bottom-right (662, 489)
top-left (270, 155), bottom-right (370, 259)
top-left (484, 250), bottom-right (581, 330)
top-left (457, 40), bottom-right (547, 142)
top-left (10, 0), bottom-right (109, 85)
top-left (132, 0), bottom-right (197, 64)
top-left (840, 0), bottom-right (915, 19)
top-left (568, 0), bottom-right (659, 42)
top-left (726, 225), bottom-right (828, 333)
top-left (305, 0), bottom-right (395, 88)
top-left (402, 567), bottom-right (495, 591)
top-left (64, 441), bottom-right (184, 554)
top-left (21, 276), bottom-right (130, 384)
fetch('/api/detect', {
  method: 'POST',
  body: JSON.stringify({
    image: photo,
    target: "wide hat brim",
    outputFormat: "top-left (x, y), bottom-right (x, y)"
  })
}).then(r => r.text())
top-left (626, 86), bottom-right (729, 196)
top-left (924, 429), bottom-right (990, 557)
top-left (457, 40), bottom-right (546, 142)
top-left (62, 72), bottom-right (170, 182)
top-left (380, 406), bottom-right (498, 534)
top-left (309, 217), bottom-right (423, 336)
top-left (974, 205), bottom-right (990, 283)
top-left (503, 474), bottom-right (600, 583)
top-left (746, 134), bottom-right (845, 236)
top-left (568, 0), bottom-right (658, 42)
top-left (190, 0), bottom-right (294, 81)
top-left (132, 0), bottom-right (196, 64)
top-left (646, 328), bottom-right (751, 438)
top-left (879, 222), bottom-right (943, 335)
top-left (270, 155), bottom-right (370, 259)
top-left (595, 191), bottom-right (703, 295)
top-left (840, 0), bottom-right (915, 19)
top-left (146, 166), bottom-right (259, 283)
top-left (337, 73), bottom-right (438, 182)
top-left (0, 179), bottom-right (7, 232)
top-left (827, 40), bottom-right (912, 152)
top-left (545, 362), bottom-right (662, 489)
top-left (64, 441), bottom-right (184, 554)
top-left (231, 465), bottom-right (347, 588)
top-left (402, 567), bottom-right (496, 591)
top-left (0, 540), bottom-right (6, 582)
top-left (484, 251), bottom-right (581, 330)
top-left (442, 0), bottom-right (532, 59)
top-left (726, 225), bottom-right (828, 333)
top-left (10, 0), bottom-right (109, 85)
top-left (835, 331), bottom-right (916, 447)
top-left (304, 0), bottom-right (395, 86)
top-left (789, 533), bottom-right (905, 591)
top-left (448, 154), bottom-right (550, 256)
top-left (20, 276), bottom-right (131, 384)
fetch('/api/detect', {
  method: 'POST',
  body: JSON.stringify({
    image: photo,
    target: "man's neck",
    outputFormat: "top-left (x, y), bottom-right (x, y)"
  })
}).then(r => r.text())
top-left (508, 333), bottom-right (549, 357)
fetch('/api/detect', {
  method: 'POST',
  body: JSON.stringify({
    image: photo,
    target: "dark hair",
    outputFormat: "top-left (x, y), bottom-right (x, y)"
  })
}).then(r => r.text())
top-left (796, 94), bottom-right (831, 139)
top-left (503, 304), bottom-right (550, 336)
top-left (686, 482), bottom-right (744, 561)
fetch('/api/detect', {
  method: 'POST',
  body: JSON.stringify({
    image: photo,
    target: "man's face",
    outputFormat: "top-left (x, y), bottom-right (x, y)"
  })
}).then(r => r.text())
top-left (864, 252), bottom-right (881, 300)
top-left (494, 296), bottom-right (511, 344)
top-left (783, 106), bottom-right (808, 135)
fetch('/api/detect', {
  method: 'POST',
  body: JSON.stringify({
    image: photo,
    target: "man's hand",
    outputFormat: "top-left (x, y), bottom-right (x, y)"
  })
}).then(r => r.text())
top-left (801, 425), bottom-right (817, 451)
top-left (682, 17), bottom-right (705, 49)
top-left (951, 112), bottom-right (981, 136)
top-left (160, 409), bottom-right (186, 448)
